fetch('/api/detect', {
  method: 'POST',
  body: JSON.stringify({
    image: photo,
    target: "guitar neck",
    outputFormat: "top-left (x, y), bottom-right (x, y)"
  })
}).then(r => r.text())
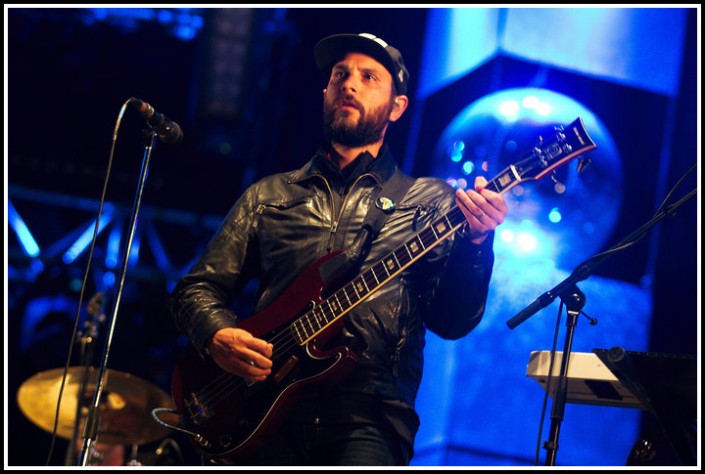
top-left (291, 171), bottom-right (515, 345)
top-left (291, 117), bottom-right (596, 344)
top-left (291, 205), bottom-right (467, 344)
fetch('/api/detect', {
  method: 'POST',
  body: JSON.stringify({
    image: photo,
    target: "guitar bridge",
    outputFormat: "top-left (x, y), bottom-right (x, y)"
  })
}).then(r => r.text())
top-left (186, 391), bottom-right (212, 425)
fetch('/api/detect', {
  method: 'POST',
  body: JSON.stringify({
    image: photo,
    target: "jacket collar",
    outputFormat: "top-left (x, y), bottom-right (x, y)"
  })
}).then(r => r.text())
top-left (289, 143), bottom-right (399, 185)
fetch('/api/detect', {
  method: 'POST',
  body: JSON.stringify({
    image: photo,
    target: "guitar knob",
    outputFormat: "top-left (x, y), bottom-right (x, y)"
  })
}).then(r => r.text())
top-left (218, 435), bottom-right (233, 448)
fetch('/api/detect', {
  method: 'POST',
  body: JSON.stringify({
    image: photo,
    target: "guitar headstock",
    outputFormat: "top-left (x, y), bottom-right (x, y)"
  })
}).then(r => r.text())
top-left (513, 117), bottom-right (597, 183)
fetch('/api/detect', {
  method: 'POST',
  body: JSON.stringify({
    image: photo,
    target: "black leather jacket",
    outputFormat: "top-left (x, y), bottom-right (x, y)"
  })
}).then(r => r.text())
top-left (171, 145), bottom-right (495, 411)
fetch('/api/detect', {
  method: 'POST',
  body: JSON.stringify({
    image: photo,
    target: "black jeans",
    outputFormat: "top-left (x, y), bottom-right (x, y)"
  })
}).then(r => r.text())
top-left (230, 421), bottom-right (412, 466)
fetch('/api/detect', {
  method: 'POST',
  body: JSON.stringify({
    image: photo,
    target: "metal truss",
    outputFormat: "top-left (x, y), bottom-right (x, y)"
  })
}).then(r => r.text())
top-left (8, 183), bottom-right (221, 293)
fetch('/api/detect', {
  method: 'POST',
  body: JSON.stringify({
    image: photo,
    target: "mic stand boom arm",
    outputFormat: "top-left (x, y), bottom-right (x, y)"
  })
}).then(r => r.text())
top-left (506, 187), bottom-right (697, 330)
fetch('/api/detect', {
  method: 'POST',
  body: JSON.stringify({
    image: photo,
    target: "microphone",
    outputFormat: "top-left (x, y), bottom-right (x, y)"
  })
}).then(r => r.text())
top-left (130, 97), bottom-right (183, 144)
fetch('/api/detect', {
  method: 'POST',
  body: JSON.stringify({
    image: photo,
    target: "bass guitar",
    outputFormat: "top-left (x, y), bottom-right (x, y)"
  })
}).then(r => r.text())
top-left (169, 117), bottom-right (597, 463)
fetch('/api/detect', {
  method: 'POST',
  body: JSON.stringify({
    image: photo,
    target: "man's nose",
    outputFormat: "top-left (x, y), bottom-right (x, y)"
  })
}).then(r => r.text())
top-left (339, 74), bottom-right (358, 93)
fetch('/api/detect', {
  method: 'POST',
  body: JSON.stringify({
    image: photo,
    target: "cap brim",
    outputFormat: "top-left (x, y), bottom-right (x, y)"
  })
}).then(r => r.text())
top-left (314, 34), bottom-right (396, 79)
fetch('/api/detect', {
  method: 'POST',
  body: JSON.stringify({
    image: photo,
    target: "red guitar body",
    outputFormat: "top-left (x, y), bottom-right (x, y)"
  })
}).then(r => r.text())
top-left (171, 251), bottom-right (356, 463)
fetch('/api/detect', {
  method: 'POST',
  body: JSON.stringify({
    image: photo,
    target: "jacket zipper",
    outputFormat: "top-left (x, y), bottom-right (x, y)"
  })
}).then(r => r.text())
top-left (324, 173), bottom-right (374, 252)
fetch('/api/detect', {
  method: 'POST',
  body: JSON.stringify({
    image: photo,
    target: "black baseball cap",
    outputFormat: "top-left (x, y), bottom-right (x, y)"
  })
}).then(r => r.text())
top-left (314, 32), bottom-right (410, 95)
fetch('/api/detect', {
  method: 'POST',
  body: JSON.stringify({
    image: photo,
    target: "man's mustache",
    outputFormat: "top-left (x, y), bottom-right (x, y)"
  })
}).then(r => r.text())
top-left (335, 96), bottom-right (362, 111)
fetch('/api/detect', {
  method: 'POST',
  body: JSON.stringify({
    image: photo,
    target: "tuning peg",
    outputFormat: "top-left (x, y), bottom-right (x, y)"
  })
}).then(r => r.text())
top-left (577, 157), bottom-right (592, 173)
top-left (550, 171), bottom-right (567, 194)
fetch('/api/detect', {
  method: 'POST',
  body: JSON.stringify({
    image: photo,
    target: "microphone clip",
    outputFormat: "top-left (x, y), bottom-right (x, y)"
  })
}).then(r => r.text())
top-left (130, 97), bottom-right (183, 145)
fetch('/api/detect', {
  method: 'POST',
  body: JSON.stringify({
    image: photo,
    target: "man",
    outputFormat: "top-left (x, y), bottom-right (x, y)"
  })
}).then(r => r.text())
top-left (170, 32), bottom-right (508, 465)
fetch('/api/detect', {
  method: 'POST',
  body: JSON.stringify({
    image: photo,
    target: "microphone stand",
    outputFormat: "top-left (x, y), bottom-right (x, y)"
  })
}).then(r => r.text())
top-left (506, 185), bottom-right (696, 466)
top-left (64, 293), bottom-right (105, 466)
top-left (542, 284), bottom-right (585, 466)
top-left (77, 130), bottom-right (159, 466)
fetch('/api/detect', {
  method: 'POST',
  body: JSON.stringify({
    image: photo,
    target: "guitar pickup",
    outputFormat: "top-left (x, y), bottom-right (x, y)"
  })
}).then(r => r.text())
top-left (273, 355), bottom-right (299, 383)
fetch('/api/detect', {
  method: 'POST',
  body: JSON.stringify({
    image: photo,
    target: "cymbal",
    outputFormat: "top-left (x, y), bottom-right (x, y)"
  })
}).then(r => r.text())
top-left (17, 366), bottom-right (178, 446)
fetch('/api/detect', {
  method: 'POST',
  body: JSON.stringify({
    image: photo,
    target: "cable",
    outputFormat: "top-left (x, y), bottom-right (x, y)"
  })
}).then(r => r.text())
top-left (44, 98), bottom-right (132, 466)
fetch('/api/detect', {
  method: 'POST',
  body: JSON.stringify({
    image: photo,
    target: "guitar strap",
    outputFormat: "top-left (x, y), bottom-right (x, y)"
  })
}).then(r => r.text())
top-left (319, 171), bottom-right (415, 285)
top-left (358, 171), bottom-right (416, 258)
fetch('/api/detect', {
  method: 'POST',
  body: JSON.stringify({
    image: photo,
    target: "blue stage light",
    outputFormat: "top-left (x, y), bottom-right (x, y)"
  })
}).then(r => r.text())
top-left (432, 87), bottom-right (622, 272)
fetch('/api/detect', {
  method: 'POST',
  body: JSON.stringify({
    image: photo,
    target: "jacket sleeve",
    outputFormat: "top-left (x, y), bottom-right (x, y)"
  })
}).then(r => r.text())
top-left (418, 199), bottom-right (496, 339)
top-left (170, 186), bottom-right (260, 356)
top-left (420, 231), bottom-right (495, 339)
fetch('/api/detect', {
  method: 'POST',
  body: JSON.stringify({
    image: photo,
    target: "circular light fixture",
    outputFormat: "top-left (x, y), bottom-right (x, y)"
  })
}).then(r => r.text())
top-left (432, 87), bottom-right (623, 271)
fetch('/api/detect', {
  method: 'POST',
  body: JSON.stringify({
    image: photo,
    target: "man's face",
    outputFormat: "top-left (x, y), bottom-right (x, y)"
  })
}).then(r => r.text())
top-left (322, 52), bottom-right (396, 147)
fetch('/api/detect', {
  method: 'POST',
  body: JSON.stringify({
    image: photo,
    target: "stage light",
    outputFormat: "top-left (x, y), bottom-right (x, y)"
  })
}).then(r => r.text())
top-left (8, 200), bottom-right (40, 258)
top-left (82, 8), bottom-right (203, 41)
top-left (432, 87), bottom-right (622, 272)
top-left (62, 207), bottom-right (115, 264)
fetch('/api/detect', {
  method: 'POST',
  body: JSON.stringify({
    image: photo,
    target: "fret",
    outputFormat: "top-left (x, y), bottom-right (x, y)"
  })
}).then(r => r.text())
top-left (429, 222), bottom-right (439, 240)
top-left (325, 299), bottom-right (337, 318)
top-left (486, 179), bottom-right (501, 193)
top-left (315, 307), bottom-right (324, 327)
top-left (361, 273), bottom-right (374, 293)
top-left (435, 219), bottom-right (448, 238)
top-left (322, 304), bottom-right (332, 323)
top-left (358, 276), bottom-right (370, 294)
top-left (291, 320), bottom-right (304, 343)
top-left (405, 237), bottom-right (423, 260)
top-left (447, 207), bottom-right (465, 227)
top-left (310, 308), bottom-right (322, 330)
top-left (313, 306), bottom-right (325, 327)
top-left (342, 286), bottom-right (353, 306)
top-left (381, 258), bottom-right (394, 276)
top-left (333, 293), bottom-right (344, 312)
top-left (324, 308), bottom-right (332, 326)
top-left (394, 246), bottom-right (410, 267)
top-left (351, 280), bottom-right (362, 300)
top-left (318, 301), bottom-right (330, 324)
top-left (442, 214), bottom-right (454, 231)
top-left (304, 315), bottom-right (314, 334)
top-left (494, 169), bottom-right (514, 193)
top-left (391, 253), bottom-right (401, 271)
top-left (418, 228), bottom-right (434, 248)
top-left (370, 266), bottom-right (380, 286)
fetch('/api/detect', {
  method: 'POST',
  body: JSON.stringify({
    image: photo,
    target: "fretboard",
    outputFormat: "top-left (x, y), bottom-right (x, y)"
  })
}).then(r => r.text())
top-left (290, 169), bottom-right (515, 345)
top-left (289, 116), bottom-right (596, 344)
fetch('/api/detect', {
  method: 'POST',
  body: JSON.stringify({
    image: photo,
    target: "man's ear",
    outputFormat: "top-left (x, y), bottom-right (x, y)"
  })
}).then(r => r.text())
top-left (390, 95), bottom-right (409, 122)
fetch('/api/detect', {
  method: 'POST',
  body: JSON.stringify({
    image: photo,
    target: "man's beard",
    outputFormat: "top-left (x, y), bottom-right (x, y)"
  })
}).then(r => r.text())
top-left (323, 96), bottom-right (394, 147)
